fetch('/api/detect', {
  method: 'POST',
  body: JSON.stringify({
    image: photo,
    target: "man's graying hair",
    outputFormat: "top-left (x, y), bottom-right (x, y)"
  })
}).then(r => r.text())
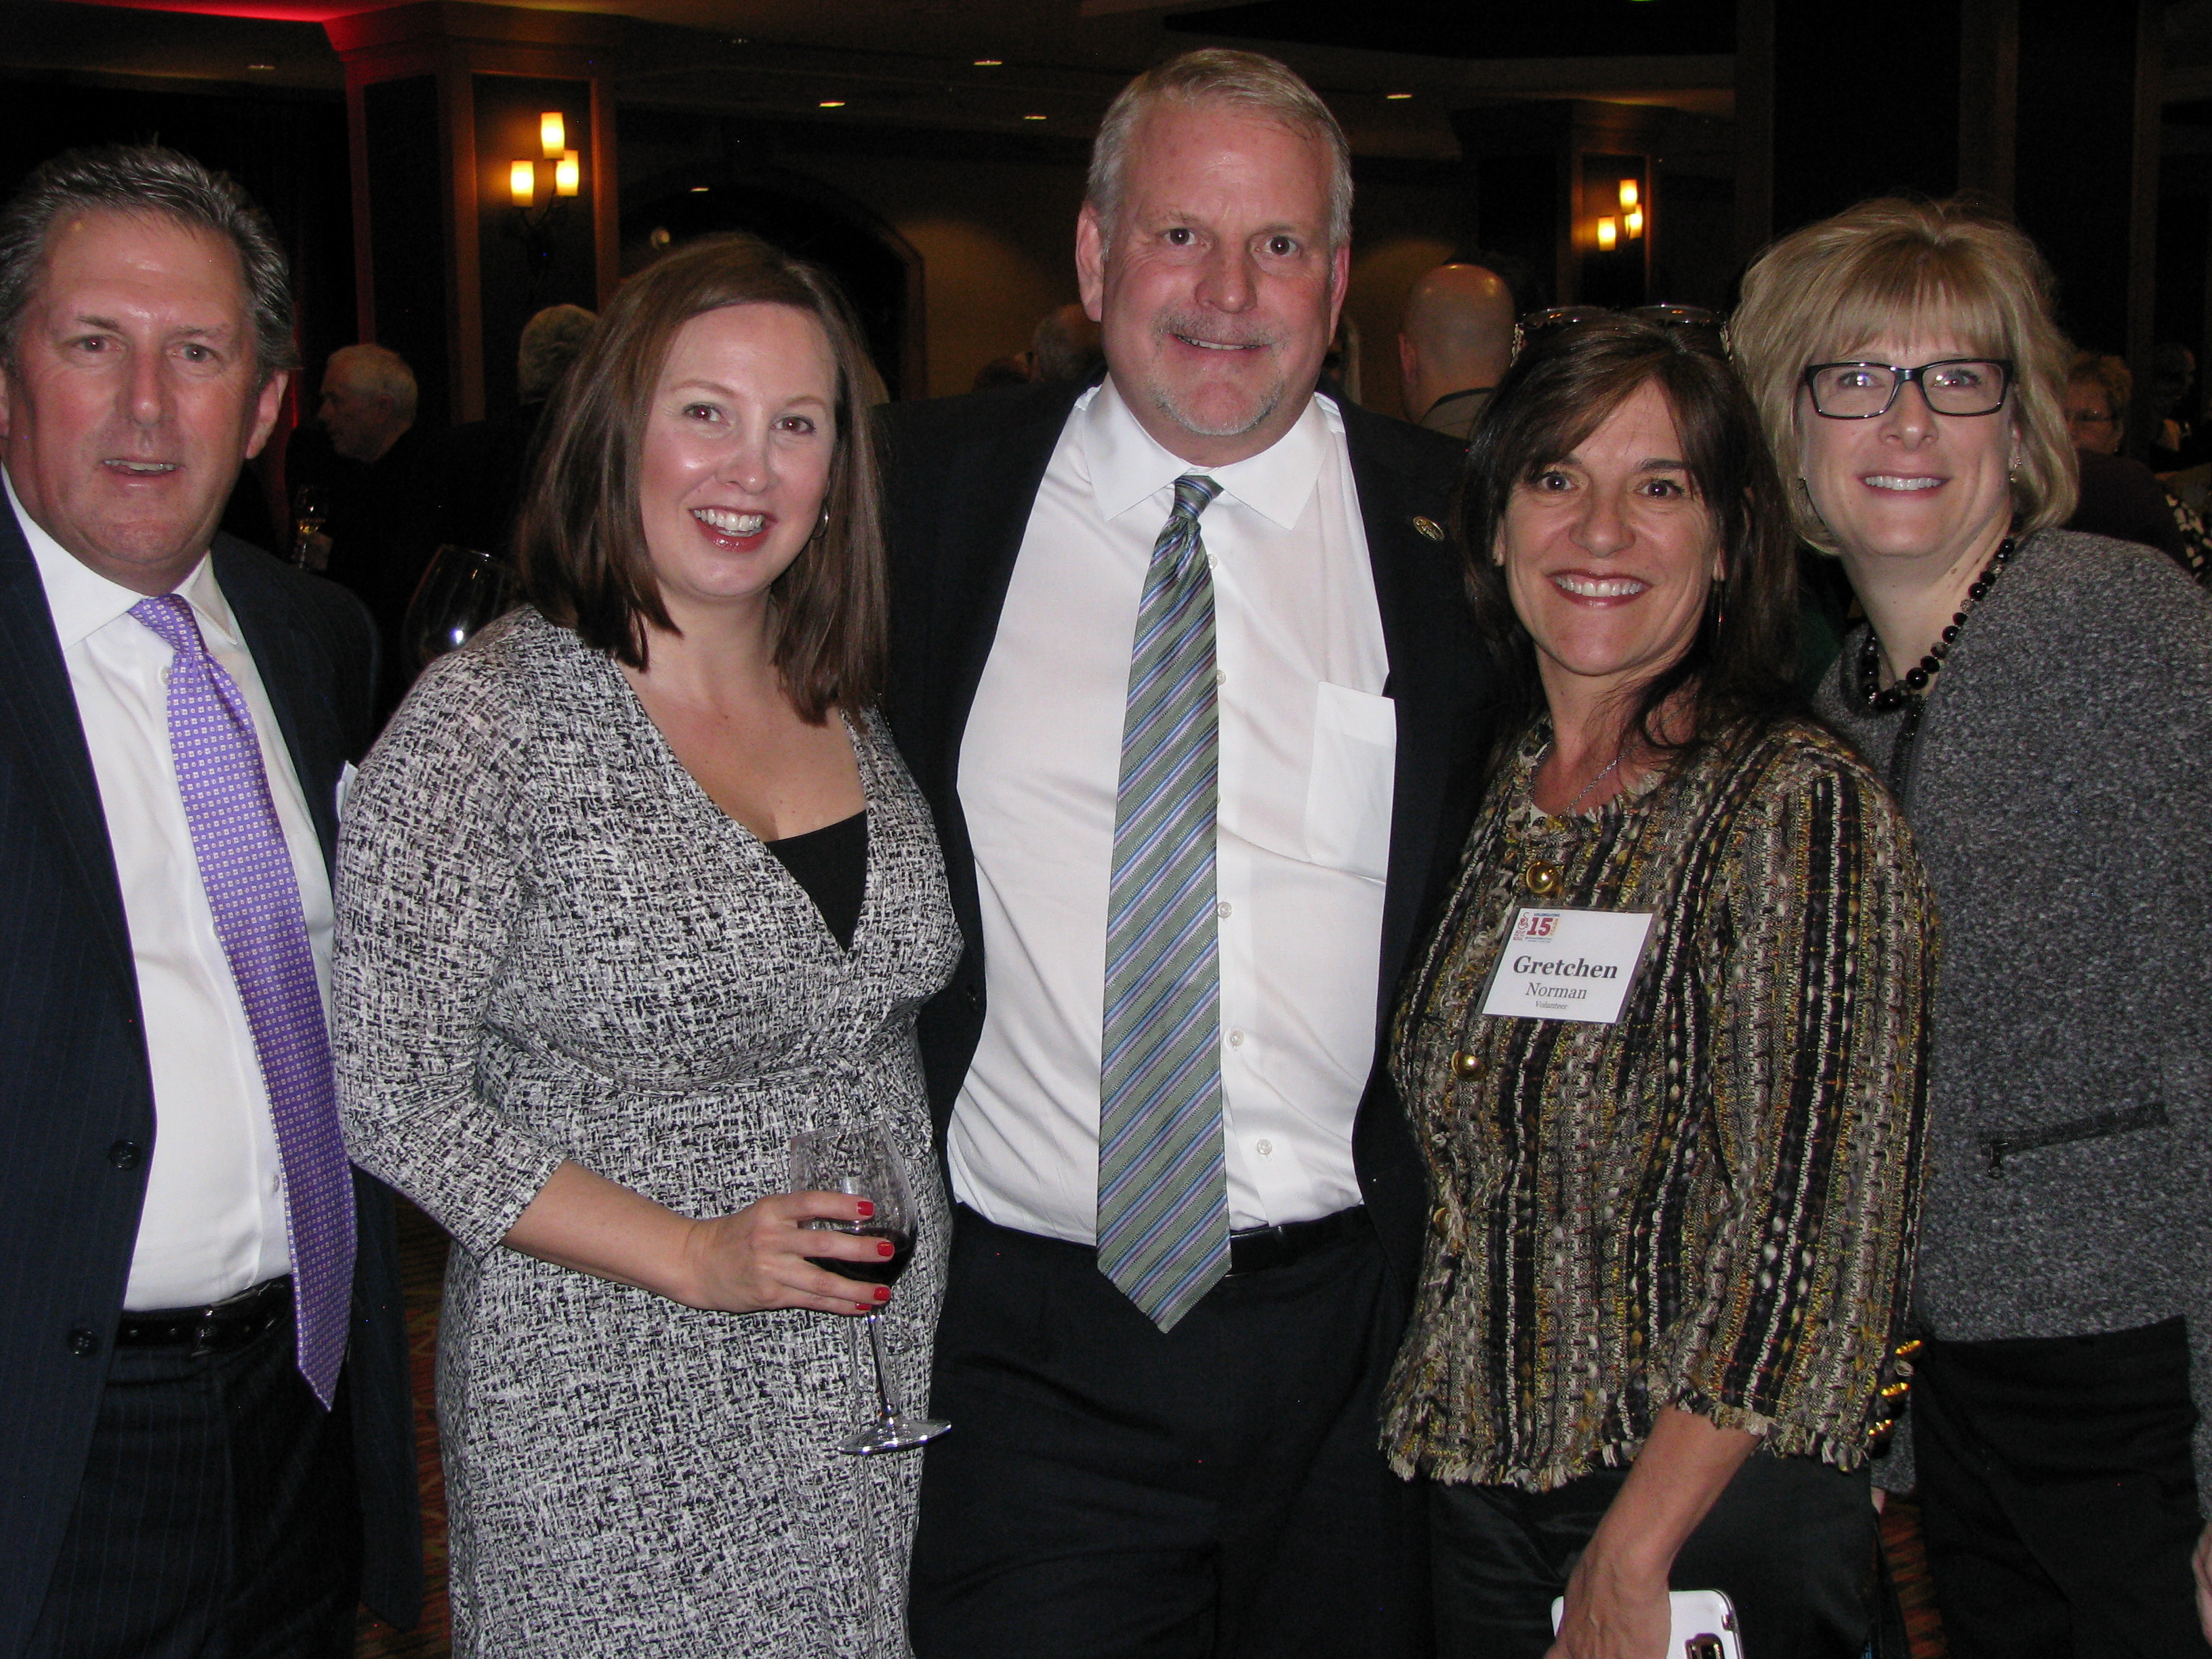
top-left (0, 144), bottom-right (297, 381)
top-left (1087, 49), bottom-right (1353, 255)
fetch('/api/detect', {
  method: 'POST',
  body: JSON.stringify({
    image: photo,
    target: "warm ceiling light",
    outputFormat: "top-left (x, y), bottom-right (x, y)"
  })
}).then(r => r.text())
top-left (509, 160), bottom-right (535, 208)
top-left (540, 112), bottom-right (565, 159)
top-left (1023, 113), bottom-right (1047, 120)
top-left (974, 58), bottom-right (1002, 66)
top-left (247, 62), bottom-right (275, 70)
top-left (691, 185), bottom-right (710, 193)
top-left (1385, 92), bottom-right (1414, 100)
top-left (1625, 207), bottom-right (1645, 237)
top-left (555, 150), bottom-right (580, 197)
top-left (1596, 216), bottom-right (1618, 251)
top-left (819, 99), bottom-right (846, 108)
top-left (1619, 179), bottom-right (1639, 209)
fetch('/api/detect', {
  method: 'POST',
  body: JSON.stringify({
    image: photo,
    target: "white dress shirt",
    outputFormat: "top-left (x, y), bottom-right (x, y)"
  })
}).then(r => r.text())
top-left (949, 379), bottom-right (1395, 1243)
top-left (10, 474), bottom-right (328, 1309)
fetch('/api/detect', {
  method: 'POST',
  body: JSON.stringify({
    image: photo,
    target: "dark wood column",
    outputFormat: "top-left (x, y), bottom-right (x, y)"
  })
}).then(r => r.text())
top-left (1736, 0), bottom-right (2159, 392)
top-left (324, 1), bottom-right (622, 427)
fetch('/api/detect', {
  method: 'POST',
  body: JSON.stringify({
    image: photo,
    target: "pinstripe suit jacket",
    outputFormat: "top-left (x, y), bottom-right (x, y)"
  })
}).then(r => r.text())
top-left (0, 504), bottom-right (421, 1652)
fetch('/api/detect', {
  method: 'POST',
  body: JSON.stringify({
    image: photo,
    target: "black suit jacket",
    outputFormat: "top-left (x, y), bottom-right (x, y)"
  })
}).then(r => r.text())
top-left (0, 509), bottom-right (423, 1653)
top-left (881, 381), bottom-right (1495, 1288)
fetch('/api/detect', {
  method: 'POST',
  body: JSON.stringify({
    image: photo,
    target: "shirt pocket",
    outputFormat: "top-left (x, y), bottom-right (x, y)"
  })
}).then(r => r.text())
top-left (1304, 682), bottom-right (1397, 882)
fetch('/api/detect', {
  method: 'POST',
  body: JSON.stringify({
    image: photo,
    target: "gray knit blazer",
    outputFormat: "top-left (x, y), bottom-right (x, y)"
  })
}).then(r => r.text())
top-left (1818, 530), bottom-right (2212, 1499)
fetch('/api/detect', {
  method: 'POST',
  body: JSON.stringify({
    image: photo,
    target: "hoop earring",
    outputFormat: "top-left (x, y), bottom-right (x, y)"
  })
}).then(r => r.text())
top-left (811, 503), bottom-right (832, 543)
top-left (1709, 577), bottom-right (1728, 638)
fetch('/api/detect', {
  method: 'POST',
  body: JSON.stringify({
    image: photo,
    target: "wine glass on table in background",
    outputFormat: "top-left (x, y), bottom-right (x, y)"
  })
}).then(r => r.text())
top-left (291, 482), bottom-right (329, 570)
top-left (787, 1122), bottom-right (949, 1456)
top-left (400, 544), bottom-right (520, 678)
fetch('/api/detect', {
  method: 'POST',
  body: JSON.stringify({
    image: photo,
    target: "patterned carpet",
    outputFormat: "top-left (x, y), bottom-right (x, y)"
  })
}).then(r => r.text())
top-left (352, 1197), bottom-right (1948, 1658)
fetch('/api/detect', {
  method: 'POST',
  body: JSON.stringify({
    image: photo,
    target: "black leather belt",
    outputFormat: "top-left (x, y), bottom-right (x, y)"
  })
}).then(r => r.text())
top-left (117, 1276), bottom-right (291, 1354)
top-left (1227, 1206), bottom-right (1368, 1276)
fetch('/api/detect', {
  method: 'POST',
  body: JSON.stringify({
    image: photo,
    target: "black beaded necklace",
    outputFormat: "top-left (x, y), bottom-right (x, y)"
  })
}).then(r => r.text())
top-left (1852, 533), bottom-right (2017, 800)
top-left (1853, 535), bottom-right (2016, 713)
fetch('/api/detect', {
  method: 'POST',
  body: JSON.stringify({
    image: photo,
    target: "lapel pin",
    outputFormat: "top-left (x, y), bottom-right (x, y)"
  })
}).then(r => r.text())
top-left (1412, 516), bottom-right (1445, 542)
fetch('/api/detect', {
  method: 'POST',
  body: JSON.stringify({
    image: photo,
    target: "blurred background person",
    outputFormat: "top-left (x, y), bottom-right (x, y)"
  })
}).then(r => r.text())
top-left (1029, 300), bottom-right (1103, 386)
top-left (1735, 195), bottom-right (2212, 1659)
top-left (334, 232), bottom-right (957, 1657)
top-left (2063, 349), bottom-right (2211, 585)
top-left (435, 302), bottom-right (596, 558)
top-left (1387, 312), bottom-right (1932, 1659)
top-left (1397, 260), bottom-right (1517, 441)
top-left (302, 342), bottom-right (436, 717)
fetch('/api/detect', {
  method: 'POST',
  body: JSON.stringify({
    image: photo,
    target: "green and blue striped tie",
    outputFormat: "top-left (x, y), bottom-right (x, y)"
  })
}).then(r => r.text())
top-left (1098, 474), bottom-right (1228, 1332)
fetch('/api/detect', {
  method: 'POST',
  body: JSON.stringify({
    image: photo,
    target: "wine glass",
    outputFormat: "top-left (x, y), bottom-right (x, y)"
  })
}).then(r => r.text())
top-left (400, 544), bottom-right (519, 678)
top-left (291, 482), bottom-right (328, 569)
top-left (787, 1122), bottom-right (949, 1456)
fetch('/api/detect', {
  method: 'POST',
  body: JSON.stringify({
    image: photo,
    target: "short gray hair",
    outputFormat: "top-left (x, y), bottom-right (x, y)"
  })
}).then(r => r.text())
top-left (1087, 49), bottom-right (1352, 255)
top-left (0, 144), bottom-right (296, 382)
top-left (327, 342), bottom-right (417, 424)
top-left (518, 303), bottom-right (597, 402)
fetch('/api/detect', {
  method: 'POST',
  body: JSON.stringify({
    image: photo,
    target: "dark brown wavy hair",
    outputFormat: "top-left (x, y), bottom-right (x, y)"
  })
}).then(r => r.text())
top-left (1458, 313), bottom-right (1803, 777)
top-left (518, 232), bottom-right (886, 721)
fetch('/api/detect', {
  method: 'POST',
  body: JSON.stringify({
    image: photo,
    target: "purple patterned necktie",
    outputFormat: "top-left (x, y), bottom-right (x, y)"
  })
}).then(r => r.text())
top-left (131, 594), bottom-right (354, 1408)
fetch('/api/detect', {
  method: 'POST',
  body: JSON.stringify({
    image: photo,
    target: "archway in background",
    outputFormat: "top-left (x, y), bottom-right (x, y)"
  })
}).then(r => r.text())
top-left (621, 167), bottom-right (924, 401)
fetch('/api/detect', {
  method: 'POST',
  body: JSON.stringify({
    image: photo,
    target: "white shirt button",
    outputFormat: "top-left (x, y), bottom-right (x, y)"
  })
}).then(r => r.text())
top-left (1255, 1138), bottom-right (1273, 1157)
top-left (1214, 668), bottom-right (1227, 686)
top-left (1227, 1028), bottom-right (1246, 1048)
top-left (1216, 900), bottom-right (1231, 920)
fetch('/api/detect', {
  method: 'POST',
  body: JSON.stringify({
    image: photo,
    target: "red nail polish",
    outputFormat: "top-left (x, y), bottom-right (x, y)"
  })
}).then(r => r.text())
top-left (874, 1286), bottom-right (890, 1301)
top-left (878, 1241), bottom-right (895, 1256)
top-left (856, 1200), bottom-right (875, 1218)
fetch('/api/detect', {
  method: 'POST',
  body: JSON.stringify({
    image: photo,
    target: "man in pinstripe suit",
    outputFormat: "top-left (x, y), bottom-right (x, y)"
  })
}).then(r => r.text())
top-left (0, 146), bottom-right (416, 1657)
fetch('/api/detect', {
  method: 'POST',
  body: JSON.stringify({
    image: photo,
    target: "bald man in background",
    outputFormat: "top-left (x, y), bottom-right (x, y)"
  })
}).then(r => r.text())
top-left (1397, 262), bottom-right (1515, 441)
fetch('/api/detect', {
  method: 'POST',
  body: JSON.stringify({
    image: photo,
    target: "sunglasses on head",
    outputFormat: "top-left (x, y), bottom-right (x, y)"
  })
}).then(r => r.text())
top-left (1509, 304), bottom-right (1729, 365)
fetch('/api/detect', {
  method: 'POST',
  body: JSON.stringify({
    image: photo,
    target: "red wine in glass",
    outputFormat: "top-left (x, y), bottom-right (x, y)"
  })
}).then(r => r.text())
top-left (806, 1225), bottom-right (915, 1288)
top-left (787, 1122), bottom-right (949, 1455)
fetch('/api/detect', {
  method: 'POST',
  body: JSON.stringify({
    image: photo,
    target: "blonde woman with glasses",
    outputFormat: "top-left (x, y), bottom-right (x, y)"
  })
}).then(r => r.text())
top-left (1733, 197), bottom-right (2212, 1657)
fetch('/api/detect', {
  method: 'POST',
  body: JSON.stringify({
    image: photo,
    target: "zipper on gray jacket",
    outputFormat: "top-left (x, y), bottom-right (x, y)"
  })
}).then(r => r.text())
top-left (1985, 1102), bottom-right (2169, 1176)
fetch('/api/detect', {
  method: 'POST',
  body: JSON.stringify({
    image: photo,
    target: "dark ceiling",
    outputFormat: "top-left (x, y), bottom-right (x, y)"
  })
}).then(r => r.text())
top-left (1166, 0), bottom-right (1736, 60)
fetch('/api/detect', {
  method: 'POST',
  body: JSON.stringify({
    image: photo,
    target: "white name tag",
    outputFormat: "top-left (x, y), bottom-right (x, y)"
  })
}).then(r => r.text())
top-left (1479, 906), bottom-right (1656, 1025)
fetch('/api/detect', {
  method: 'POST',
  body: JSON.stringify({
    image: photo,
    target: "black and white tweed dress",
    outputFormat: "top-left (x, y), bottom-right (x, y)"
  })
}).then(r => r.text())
top-left (333, 608), bottom-right (960, 1657)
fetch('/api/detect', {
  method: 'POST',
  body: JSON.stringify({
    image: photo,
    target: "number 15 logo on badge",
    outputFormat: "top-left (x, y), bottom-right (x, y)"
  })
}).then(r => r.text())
top-left (1514, 912), bottom-right (1559, 940)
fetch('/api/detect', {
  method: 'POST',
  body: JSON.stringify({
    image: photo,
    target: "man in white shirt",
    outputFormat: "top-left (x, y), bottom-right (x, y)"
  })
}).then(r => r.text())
top-left (0, 145), bottom-right (417, 1657)
top-left (884, 49), bottom-right (1494, 1658)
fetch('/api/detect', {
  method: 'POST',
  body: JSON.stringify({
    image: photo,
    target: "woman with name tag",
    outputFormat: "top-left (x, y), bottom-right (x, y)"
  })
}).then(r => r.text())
top-left (1732, 198), bottom-right (2212, 1657)
top-left (332, 235), bottom-right (960, 1655)
top-left (1383, 310), bottom-right (1937, 1658)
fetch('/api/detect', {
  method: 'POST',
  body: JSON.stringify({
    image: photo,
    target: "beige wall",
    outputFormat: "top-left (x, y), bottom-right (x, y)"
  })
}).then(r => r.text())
top-left (794, 150), bottom-right (1088, 399)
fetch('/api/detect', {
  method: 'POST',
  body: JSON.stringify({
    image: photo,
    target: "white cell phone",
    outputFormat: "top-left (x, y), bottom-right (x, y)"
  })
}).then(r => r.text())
top-left (1549, 1589), bottom-right (1744, 1659)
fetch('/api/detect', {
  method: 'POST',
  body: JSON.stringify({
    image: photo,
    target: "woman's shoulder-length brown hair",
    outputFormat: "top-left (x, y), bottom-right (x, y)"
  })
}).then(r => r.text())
top-left (518, 232), bottom-right (888, 722)
top-left (1457, 314), bottom-right (1805, 771)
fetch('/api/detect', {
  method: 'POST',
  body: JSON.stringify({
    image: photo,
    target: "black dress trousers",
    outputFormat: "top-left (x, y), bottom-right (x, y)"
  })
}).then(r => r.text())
top-left (24, 1296), bottom-right (361, 1659)
top-left (1912, 1319), bottom-right (2207, 1659)
top-left (908, 1205), bottom-right (1429, 1659)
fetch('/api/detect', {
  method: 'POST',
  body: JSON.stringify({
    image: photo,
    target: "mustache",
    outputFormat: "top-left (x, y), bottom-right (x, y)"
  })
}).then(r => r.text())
top-left (1153, 312), bottom-right (1280, 350)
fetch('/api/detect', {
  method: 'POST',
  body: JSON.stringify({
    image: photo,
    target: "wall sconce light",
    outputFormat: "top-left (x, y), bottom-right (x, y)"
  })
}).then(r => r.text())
top-left (1618, 179), bottom-right (1639, 211)
top-left (1596, 216), bottom-right (1618, 252)
top-left (1625, 207), bottom-right (1645, 238)
top-left (506, 112), bottom-right (583, 304)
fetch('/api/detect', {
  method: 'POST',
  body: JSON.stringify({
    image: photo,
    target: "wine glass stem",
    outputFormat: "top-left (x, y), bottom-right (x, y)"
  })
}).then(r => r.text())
top-left (864, 1313), bottom-right (897, 1422)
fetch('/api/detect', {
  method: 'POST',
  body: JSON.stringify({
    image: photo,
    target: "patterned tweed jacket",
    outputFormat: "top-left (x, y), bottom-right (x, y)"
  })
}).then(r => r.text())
top-left (1384, 717), bottom-right (1935, 1490)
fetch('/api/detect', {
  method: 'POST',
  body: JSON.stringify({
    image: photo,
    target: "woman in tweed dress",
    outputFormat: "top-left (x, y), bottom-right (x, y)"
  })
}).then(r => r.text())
top-left (333, 236), bottom-right (958, 1656)
top-left (1386, 314), bottom-right (1935, 1658)
top-left (1734, 199), bottom-right (2212, 1658)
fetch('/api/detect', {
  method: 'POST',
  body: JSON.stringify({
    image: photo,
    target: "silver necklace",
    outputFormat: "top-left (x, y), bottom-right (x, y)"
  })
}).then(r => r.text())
top-left (1547, 745), bottom-right (1623, 815)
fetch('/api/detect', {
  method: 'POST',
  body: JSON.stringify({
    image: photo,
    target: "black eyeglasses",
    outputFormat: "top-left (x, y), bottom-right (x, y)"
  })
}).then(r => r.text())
top-left (1801, 359), bottom-right (2013, 419)
top-left (1510, 304), bottom-right (1728, 364)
